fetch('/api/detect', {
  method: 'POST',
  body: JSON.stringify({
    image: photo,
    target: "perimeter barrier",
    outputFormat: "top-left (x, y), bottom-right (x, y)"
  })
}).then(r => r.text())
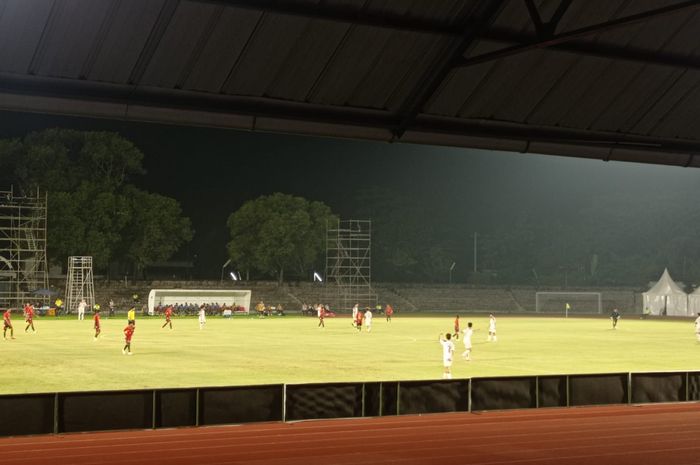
top-left (1, 371), bottom-right (699, 437)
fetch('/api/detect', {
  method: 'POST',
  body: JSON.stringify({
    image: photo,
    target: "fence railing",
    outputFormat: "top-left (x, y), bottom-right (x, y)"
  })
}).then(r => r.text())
top-left (2, 371), bottom-right (698, 437)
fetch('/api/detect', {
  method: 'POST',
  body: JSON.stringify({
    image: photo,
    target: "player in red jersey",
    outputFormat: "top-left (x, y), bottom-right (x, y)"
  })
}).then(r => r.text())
top-left (385, 304), bottom-right (393, 322)
top-left (24, 303), bottom-right (36, 333)
top-left (356, 309), bottom-right (364, 332)
top-left (453, 315), bottom-right (460, 340)
top-left (161, 305), bottom-right (173, 329)
top-left (317, 304), bottom-right (325, 328)
top-left (93, 308), bottom-right (101, 340)
top-left (3, 308), bottom-right (14, 340)
top-left (122, 322), bottom-right (135, 355)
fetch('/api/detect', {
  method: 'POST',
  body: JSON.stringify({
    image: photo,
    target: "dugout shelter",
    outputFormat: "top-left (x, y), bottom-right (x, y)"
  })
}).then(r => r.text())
top-left (147, 289), bottom-right (251, 315)
top-left (642, 268), bottom-right (688, 316)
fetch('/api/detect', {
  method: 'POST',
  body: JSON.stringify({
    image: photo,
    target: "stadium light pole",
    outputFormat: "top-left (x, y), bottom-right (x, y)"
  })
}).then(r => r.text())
top-left (449, 262), bottom-right (456, 284)
top-left (220, 258), bottom-right (231, 283)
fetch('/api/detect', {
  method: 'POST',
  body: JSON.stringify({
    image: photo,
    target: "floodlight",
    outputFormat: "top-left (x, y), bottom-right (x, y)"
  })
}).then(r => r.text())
top-left (313, 271), bottom-right (323, 282)
top-left (230, 271), bottom-right (237, 281)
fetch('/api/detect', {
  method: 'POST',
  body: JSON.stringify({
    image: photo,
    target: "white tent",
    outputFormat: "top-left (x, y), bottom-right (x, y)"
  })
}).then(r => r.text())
top-left (642, 268), bottom-right (688, 316)
top-left (687, 286), bottom-right (700, 317)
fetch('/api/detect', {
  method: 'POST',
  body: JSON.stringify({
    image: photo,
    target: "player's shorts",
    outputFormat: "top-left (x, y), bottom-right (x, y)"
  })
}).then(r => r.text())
top-left (463, 343), bottom-right (472, 349)
top-left (443, 358), bottom-right (453, 368)
top-left (3, 322), bottom-right (11, 329)
top-left (165, 317), bottom-right (171, 322)
top-left (357, 323), bottom-right (362, 328)
top-left (25, 318), bottom-right (32, 323)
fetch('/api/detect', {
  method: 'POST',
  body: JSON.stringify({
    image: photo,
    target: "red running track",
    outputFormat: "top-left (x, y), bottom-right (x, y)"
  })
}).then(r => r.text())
top-left (2, 403), bottom-right (700, 465)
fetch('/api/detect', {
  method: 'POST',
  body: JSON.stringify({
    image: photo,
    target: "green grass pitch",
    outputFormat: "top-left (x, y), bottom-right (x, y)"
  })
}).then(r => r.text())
top-left (2, 314), bottom-right (700, 395)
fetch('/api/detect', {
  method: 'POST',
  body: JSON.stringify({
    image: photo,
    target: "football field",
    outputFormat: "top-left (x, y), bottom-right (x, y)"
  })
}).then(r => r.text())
top-left (2, 314), bottom-right (699, 395)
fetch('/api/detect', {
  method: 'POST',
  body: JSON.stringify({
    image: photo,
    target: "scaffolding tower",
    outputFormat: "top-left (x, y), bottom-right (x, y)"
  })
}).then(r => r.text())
top-left (65, 256), bottom-right (95, 314)
top-left (0, 187), bottom-right (49, 307)
top-left (325, 219), bottom-right (377, 312)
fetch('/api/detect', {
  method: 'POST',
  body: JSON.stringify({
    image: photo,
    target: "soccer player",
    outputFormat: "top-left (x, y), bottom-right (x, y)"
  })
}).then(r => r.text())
top-left (162, 305), bottom-right (173, 329)
top-left (364, 308), bottom-right (373, 332)
top-left (93, 307), bottom-right (101, 340)
top-left (462, 322), bottom-right (473, 360)
top-left (127, 306), bottom-right (136, 325)
top-left (453, 315), bottom-right (460, 340)
top-left (352, 303), bottom-right (358, 327)
top-left (3, 308), bottom-right (14, 340)
top-left (24, 303), bottom-right (36, 333)
top-left (487, 314), bottom-right (497, 342)
top-left (611, 308), bottom-right (621, 329)
top-left (356, 309), bottom-right (364, 332)
top-left (77, 298), bottom-right (87, 320)
top-left (439, 333), bottom-right (455, 379)
top-left (122, 322), bottom-right (134, 355)
top-left (318, 304), bottom-right (325, 328)
top-left (385, 304), bottom-right (393, 322)
top-left (695, 313), bottom-right (700, 342)
top-left (198, 305), bottom-right (206, 329)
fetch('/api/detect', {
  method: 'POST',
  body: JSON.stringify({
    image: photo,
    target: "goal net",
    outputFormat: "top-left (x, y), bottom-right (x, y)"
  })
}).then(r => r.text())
top-left (535, 292), bottom-right (602, 316)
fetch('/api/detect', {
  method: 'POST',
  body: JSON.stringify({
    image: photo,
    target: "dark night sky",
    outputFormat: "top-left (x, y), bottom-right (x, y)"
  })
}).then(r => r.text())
top-left (2, 110), bottom-right (700, 278)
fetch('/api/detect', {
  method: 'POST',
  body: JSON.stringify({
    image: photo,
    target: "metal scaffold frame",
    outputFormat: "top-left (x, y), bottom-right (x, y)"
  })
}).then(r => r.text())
top-left (325, 219), bottom-right (377, 312)
top-left (65, 256), bottom-right (95, 314)
top-left (0, 186), bottom-right (49, 307)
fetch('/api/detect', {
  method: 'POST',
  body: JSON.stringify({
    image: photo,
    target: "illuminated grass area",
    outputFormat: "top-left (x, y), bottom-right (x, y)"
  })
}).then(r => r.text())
top-left (2, 314), bottom-right (699, 394)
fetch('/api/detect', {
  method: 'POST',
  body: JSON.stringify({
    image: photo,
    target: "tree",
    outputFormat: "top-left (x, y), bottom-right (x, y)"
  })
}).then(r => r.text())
top-left (226, 193), bottom-right (337, 284)
top-left (0, 128), bottom-right (191, 273)
top-left (119, 187), bottom-right (193, 275)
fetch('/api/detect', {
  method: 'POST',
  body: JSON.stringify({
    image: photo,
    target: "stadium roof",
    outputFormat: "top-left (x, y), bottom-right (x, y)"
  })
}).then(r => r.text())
top-left (1, 0), bottom-right (700, 167)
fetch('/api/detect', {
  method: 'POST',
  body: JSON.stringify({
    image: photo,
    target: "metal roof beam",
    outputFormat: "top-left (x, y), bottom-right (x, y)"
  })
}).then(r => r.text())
top-left (456, 0), bottom-right (700, 69)
top-left (189, 0), bottom-right (700, 72)
top-left (392, 1), bottom-right (508, 139)
top-left (482, 28), bottom-right (700, 70)
top-left (188, 0), bottom-right (468, 36)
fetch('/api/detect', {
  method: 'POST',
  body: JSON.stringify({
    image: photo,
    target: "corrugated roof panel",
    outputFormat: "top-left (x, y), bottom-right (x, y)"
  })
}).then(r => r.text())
top-left (348, 31), bottom-right (442, 110)
top-left (653, 10), bottom-right (700, 56)
top-left (140, 2), bottom-right (220, 88)
top-left (221, 13), bottom-right (312, 97)
top-left (308, 25), bottom-right (395, 106)
top-left (457, 50), bottom-right (543, 119)
top-left (631, 71), bottom-right (699, 135)
top-left (489, 0), bottom-right (536, 34)
top-left (560, 60), bottom-right (648, 129)
top-left (265, 20), bottom-right (349, 102)
top-left (34, 0), bottom-right (113, 78)
top-left (526, 55), bottom-right (611, 127)
top-left (366, 0), bottom-right (472, 24)
top-left (555, 0), bottom-right (644, 33)
top-left (184, 7), bottom-right (262, 93)
top-left (0, 0), bottom-right (53, 73)
top-left (597, 66), bottom-right (682, 133)
top-left (493, 50), bottom-right (580, 123)
top-left (88, 0), bottom-right (166, 84)
top-left (654, 82), bottom-right (700, 138)
top-left (385, 34), bottom-right (453, 113)
top-left (426, 40), bottom-right (503, 117)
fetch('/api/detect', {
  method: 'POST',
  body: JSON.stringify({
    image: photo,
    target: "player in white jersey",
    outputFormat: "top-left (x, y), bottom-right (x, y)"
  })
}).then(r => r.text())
top-left (462, 322), bottom-right (473, 360)
top-left (439, 333), bottom-right (455, 379)
top-left (487, 314), bottom-right (497, 342)
top-left (695, 313), bottom-right (700, 342)
top-left (364, 309), bottom-right (373, 332)
top-left (352, 303), bottom-right (359, 327)
top-left (198, 305), bottom-right (206, 329)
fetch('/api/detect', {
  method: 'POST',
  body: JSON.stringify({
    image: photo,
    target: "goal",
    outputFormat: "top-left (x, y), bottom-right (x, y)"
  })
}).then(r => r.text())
top-left (535, 292), bottom-right (602, 316)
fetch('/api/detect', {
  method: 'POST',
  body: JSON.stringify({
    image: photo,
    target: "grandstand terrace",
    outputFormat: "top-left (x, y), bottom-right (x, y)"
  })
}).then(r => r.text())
top-left (56, 280), bottom-right (643, 316)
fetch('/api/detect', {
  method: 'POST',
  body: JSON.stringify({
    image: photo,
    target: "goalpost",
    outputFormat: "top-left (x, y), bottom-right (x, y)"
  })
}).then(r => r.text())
top-left (535, 292), bottom-right (602, 317)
